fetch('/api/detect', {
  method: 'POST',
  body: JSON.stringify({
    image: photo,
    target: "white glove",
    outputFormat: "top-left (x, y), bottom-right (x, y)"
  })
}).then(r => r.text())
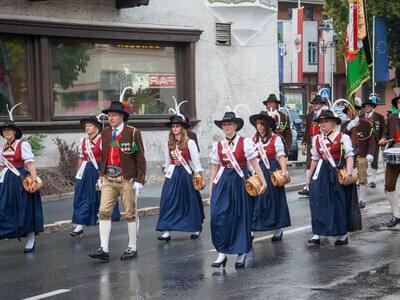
top-left (366, 154), bottom-right (374, 163)
top-left (133, 182), bottom-right (144, 196)
top-left (96, 178), bottom-right (102, 191)
top-left (346, 116), bottom-right (359, 131)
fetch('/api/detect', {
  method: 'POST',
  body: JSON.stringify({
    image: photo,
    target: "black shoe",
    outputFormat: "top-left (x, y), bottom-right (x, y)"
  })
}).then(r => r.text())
top-left (235, 254), bottom-right (246, 269)
top-left (24, 243), bottom-right (35, 253)
top-left (335, 237), bottom-right (348, 246)
top-left (89, 247), bottom-right (109, 261)
top-left (369, 182), bottom-right (376, 188)
top-left (359, 201), bottom-right (366, 209)
top-left (298, 187), bottom-right (309, 197)
top-left (120, 247), bottom-right (137, 260)
top-left (157, 235), bottom-right (171, 242)
top-left (271, 231), bottom-right (283, 242)
top-left (190, 232), bottom-right (200, 239)
top-left (307, 238), bottom-right (320, 245)
top-left (70, 229), bottom-right (84, 238)
top-left (211, 256), bottom-right (227, 268)
top-left (385, 216), bottom-right (400, 228)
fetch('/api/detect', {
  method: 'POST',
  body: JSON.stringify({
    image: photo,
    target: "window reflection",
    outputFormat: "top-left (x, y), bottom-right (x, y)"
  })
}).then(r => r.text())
top-left (52, 42), bottom-right (177, 117)
top-left (0, 38), bottom-right (28, 117)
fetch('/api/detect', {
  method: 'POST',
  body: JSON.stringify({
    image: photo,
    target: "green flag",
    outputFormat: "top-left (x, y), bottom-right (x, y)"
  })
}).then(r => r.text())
top-left (346, 45), bottom-right (370, 100)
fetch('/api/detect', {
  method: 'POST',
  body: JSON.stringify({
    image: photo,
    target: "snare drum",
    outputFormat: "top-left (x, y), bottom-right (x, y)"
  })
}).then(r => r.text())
top-left (383, 147), bottom-right (400, 165)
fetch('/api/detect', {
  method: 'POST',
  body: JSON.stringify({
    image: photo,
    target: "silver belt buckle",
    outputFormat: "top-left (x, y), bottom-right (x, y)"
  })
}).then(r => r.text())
top-left (105, 165), bottom-right (122, 177)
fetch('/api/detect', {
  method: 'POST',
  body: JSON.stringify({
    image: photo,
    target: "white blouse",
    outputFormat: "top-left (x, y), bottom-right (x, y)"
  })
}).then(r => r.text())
top-left (164, 139), bottom-right (203, 173)
top-left (209, 135), bottom-right (258, 165)
top-left (311, 129), bottom-right (354, 161)
top-left (257, 134), bottom-right (286, 158)
top-left (0, 140), bottom-right (34, 165)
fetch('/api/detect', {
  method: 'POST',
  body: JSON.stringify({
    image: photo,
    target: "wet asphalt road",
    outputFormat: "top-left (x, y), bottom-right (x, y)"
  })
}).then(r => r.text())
top-left (2, 175), bottom-right (400, 299)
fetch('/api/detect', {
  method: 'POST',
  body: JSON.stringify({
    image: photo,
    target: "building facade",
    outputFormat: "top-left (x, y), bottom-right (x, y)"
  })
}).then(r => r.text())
top-left (0, 0), bottom-right (279, 182)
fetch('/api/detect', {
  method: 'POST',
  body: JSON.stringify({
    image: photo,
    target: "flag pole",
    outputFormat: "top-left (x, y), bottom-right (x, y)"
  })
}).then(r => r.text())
top-left (372, 15), bottom-right (375, 94)
top-left (298, 0), bottom-right (300, 8)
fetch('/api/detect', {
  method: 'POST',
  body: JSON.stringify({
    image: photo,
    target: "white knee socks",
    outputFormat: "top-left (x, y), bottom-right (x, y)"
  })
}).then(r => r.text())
top-left (161, 231), bottom-right (171, 238)
top-left (387, 191), bottom-right (399, 218)
top-left (214, 252), bottom-right (226, 263)
top-left (273, 228), bottom-right (282, 237)
top-left (127, 222), bottom-right (137, 251)
top-left (236, 253), bottom-right (246, 263)
top-left (360, 184), bottom-right (368, 202)
top-left (74, 224), bottom-right (83, 233)
top-left (99, 220), bottom-right (111, 253)
top-left (370, 168), bottom-right (377, 183)
top-left (25, 232), bottom-right (35, 249)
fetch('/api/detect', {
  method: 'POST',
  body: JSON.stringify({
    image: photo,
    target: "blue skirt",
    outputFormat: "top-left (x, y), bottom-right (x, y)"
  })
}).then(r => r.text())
top-left (72, 162), bottom-right (120, 226)
top-left (309, 160), bottom-right (347, 236)
top-left (210, 167), bottom-right (252, 254)
top-left (0, 168), bottom-right (43, 239)
top-left (156, 166), bottom-right (203, 232)
top-left (252, 159), bottom-right (291, 231)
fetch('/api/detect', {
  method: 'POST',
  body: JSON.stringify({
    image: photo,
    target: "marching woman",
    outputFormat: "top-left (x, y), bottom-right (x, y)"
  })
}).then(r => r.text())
top-left (209, 111), bottom-right (267, 269)
top-left (0, 103), bottom-right (43, 253)
top-left (249, 111), bottom-right (291, 241)
top-left (156, 99), bottom-right (205, 241)
top-left (71, 115), bottom-right (120, 237)
top-left (307, 109), bottom-right (356, 246)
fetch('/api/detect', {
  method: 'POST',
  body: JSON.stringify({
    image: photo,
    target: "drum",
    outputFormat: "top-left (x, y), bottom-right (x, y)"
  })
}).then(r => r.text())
top-left (270, 170), bottom-right (291, 187)
top-left (383, 147), bottom-right (400, 165)
top-left (22, 175), bottom-right (43, 193)
top-left (192, 173), bottom-right (205, 191)
top-left (337, 168), bottom-right (358, 186)
top-left (245, 175), bottom-right (263, 196)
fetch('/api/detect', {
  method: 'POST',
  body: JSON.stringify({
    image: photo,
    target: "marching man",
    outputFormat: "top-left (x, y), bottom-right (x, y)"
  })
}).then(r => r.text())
top-left (89, 101), bottom-right (146, 262)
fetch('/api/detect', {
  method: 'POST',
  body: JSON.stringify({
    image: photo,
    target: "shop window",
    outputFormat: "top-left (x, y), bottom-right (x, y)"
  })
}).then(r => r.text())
top-left (0, 38), bottom-right (29, 118)
top-left (308, 42), bottom-right (318, 65)
top-left (304, 6), bottom-right (313, 20)
top-left (51, 42), bottom-right (177, 117)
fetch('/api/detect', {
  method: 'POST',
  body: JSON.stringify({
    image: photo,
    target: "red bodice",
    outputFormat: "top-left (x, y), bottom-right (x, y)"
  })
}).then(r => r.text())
top-left (169, 146), bottom-right (191, 165)
top-left (217, 136), bottom-right (247, 168)
top-left (316, 132), bottom-right (343, 160)
top-left (82, 137), bottom-right (102, 162)
top-left (3, 140), bottom-right (24, 167)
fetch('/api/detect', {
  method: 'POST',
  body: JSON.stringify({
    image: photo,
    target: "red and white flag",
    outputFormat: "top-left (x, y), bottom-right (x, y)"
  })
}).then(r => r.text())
top-left (290, 7), bottom-right (304, 83)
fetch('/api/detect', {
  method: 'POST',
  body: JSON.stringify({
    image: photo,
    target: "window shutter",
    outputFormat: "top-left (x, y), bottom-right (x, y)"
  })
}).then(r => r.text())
top-left (216, 23), bottom-right (231, 46)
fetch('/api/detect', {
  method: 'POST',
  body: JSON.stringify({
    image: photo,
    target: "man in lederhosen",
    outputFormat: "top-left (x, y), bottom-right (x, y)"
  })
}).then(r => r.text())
top-left (379, 96), bottom-right (400, 227)
top-left (342, 101), bottom-right (376, 208)
top-left (360, 95), bottom-right (385, 188)
top-left (89, 101), bottom-right (146, 261)
top-left (263, 93), bottom-right (292, 153)
top-left (298, 95), bottom-right (326, 197)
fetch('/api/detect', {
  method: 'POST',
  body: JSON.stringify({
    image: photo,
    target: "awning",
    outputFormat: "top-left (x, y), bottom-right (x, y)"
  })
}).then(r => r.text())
top-left (116, 0), bottom-right (150, 9)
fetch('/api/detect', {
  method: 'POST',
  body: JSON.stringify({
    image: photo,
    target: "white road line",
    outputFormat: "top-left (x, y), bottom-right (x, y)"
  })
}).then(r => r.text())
top-left (207, 224), bottom-right (311, 252)
top-left (23, 289), bottom-right (71, 300)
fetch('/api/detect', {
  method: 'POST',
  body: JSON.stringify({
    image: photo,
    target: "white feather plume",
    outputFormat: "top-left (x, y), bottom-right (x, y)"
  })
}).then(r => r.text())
top-left (225, 104), bottom-right (251, 118)
top-left (267, 107), bottom-right (280, 125)
top-left (169, 96), bottom-right (188, 119)
top-left (6, 102), bottom-right (22, 122)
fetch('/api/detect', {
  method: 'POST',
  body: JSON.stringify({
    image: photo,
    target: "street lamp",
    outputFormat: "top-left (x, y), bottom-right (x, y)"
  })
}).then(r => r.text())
top-left (317, 20), bottom-right (334, 95)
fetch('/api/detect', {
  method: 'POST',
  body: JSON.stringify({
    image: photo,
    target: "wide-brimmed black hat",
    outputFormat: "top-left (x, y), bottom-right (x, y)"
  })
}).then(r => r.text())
top-left (165, 115), bottom-right (191, 129)
top-left (249, 111), bottom-right (276, 130)
top-left (80, 116), bottom-right (102, 131)
top-left (362, 98), bottom-right (377, 108)
top-left (214, 112), bottom-right (244, 131)
top-left (0, 121), bottom-right (22, 139)
top-left (391, 96), bottom-right (400, 108)
top-left (316, 109), bottom-right (341, 125)
top-left (263, 93), bottom-right (280, 105)
top-left (102, 101), bottom-right (130, 121)
top-left (311, 95), bottom-right (327, 104)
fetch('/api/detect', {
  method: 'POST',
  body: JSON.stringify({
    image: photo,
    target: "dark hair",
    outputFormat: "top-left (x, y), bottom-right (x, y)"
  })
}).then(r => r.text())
top-left (253, 118), bottom-right (272, 143)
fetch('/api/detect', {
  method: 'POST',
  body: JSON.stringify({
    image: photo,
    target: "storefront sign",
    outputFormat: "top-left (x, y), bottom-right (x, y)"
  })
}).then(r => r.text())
top-left (148, 74), bottom-right (175, 88)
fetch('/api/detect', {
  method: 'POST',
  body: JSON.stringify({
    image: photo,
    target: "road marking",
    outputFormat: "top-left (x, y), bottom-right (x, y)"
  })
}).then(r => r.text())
top-left (23, 289), bottom-right (71, 300)
top-left (207, 224), bottom-right (311, 252)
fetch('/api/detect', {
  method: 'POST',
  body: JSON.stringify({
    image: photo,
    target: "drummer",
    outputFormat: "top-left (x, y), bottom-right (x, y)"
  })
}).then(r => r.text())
top-left (379, 96), bottom-right (400, 227)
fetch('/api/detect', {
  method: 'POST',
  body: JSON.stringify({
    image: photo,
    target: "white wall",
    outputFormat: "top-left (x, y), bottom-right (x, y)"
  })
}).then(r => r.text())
top-left (0, 0), bottom-right (279, 183)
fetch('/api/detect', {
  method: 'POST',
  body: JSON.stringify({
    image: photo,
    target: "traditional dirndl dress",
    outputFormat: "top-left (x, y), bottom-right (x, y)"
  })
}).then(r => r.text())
top-left (0, 140), bottom-right (43, 239)
top-left (72, 137), bottom-right (120, 226)
top-left (156, 139), bottom-right (204, 232)
top-left (210, 136), bottom-right (257, 254)
top-left (251, 133), bottom-right (291, 231)
top-left (309, 131), bottom-right (355, 236)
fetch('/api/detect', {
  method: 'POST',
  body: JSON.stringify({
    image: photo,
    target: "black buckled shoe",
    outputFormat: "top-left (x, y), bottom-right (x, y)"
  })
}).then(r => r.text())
top-left (369, 182), bottom-right (376, 188)
top-left (271, 231), bottom-right (283, 242)
top-left (235, 254), bottom-right (246, 269)
top-left (358, 201), bottom-right (366, 209)
top-left (120, 247), bottom-right (137, 260)
top-left (157, 235), bottom-right (171, 242)
top-left (211, 256), bottom-right (227, 268)
top-left (89, 247), bottom-right (109, 261)
top-left (190, 232), bottom-right (201, 239)
top-left (70, 229), bottom-right (84, 238)
top-left (385, 216), bottom-right (400, 228)
top-left (307, 238), bottom-right (320, 245)
top-left (335, 237), bottom-right (348, 246)
top-left (298, 187), bottom-right (309, 197)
